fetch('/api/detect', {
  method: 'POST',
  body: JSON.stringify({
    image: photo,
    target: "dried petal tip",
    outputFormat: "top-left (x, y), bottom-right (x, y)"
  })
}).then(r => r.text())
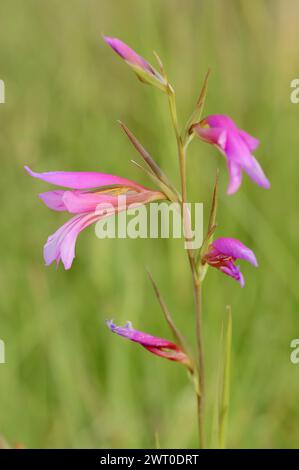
top-left (204, 237), bottom-right (258, 287)
top-left (103, 36), bottom-right (167, 91)
top-left (106, 320), bottom-right (191, 367)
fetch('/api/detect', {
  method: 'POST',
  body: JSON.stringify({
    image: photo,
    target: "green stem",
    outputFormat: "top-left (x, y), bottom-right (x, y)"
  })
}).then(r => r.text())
top-left (193, 277), bottom-right (205, 449)
top-left (167, 86), bottom-right (206, 448)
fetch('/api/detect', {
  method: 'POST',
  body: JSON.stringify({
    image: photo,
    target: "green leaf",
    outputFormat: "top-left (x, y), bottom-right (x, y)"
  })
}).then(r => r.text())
top-left (120, 122), bottom-right (181, 202)
top-left (183, 69), bottom-right (211, 146)
top-left (218, 305), bottom-right (232, 449)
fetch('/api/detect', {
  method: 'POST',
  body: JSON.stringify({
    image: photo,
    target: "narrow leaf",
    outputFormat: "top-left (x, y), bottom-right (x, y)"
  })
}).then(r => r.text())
top-left (196, 170), bottom-right (219, 272)
top-left (146, 269), bottom-right (193, 371)
top-left (183, 69), bottom-right (211, 145)
top-left (218, 305), bottom-right (232, 449)
top-left (207, 168), bottom-right (219, 234)
top-left (130, 160), bottom-right (178, 202)
top-left (120, 121), bottom-right (180, 201)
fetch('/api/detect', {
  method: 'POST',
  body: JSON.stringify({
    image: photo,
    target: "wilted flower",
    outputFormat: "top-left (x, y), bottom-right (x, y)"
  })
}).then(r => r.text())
top-left (203, 237), bottom-right (258, 287)
top-left (192, 114), bottom-right (270, 194)
top-left (103, 36), bottom-right (167, 91)
top-left (25, 166), bottom-right (165, 269)
top-left (106, 320), bottom-right (191, 368)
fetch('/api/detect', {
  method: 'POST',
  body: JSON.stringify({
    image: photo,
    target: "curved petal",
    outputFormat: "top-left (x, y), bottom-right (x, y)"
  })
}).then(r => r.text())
top-left (226, 160), bottom-right (243, 195)
top-left (212, 237), bottom-right (258, 266)
top-left (225, 134), bottom-right (270, 189)
top-left (238, 129), bottom-right (260, 152)
top-left (38, 191), bottom-right (67, 211)
top-left (203, 114), bottom-right (237, 130)
top-left (239, 153), bottom-right (270, 190)
top-left (44, 213), bottom-right (99, 270)
top-left (219, 263), bottom-right (245, 287)
top-left (25, 165), bottom-right (146, 191)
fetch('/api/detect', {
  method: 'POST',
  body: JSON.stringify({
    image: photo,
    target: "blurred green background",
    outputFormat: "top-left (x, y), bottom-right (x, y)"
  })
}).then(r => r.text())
top-left (0, 0), bottom-right (299, 449)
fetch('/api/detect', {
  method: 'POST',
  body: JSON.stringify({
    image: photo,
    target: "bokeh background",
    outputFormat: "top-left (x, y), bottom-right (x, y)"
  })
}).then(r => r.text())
top-left (0, 0), bottom-right (299, 449)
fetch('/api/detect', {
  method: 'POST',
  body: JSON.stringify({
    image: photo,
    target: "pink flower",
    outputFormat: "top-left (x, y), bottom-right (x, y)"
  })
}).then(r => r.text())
top-left (106, 320), bottom-right (190, 367)
top-left (25, 166), bottom-right (165, 270)
top-left (203, 237), bottom-right (258, 287)
top-left (192, 115), bottom-right (270, 194)
top-left (103, 36), bottom-right (166, 91)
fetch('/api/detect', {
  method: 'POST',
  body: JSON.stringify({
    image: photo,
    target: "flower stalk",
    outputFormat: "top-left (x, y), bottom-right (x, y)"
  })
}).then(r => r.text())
top-left (166, 80), bottom-right (206, 448)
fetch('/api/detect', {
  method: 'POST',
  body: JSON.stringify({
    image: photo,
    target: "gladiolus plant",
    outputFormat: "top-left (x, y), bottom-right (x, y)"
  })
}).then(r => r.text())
top-left (27, 36), bottom-right (270, 449)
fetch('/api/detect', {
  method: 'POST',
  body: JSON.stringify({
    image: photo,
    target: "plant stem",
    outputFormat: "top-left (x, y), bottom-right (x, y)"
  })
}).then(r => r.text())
top-left (219, 306), bottom-right (232, 449)
top-left (193, 276), bottom-right (205, 449)
top-left (167, 86), bottom-right (206, 448)
top-left (168, 88), bottom-right (187, 204)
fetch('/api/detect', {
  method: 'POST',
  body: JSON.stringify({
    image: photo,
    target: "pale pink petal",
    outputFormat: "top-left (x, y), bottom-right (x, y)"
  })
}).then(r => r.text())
top-left (44, 213), bottom-right (99, 270)
top-left (226, 161), bottom-right (243, 195)
top-left (43, 189), bottom-right (165, 269)
top-left (61, 189), bottom-right (165, 214)
top-left (39, 191), bottom-right (67, 211)
top-left (25, 165), bottom-right (146, 191)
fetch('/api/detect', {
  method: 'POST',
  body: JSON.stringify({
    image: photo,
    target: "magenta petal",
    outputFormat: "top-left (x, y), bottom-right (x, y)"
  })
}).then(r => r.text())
top-left (226, 160), bottom-right (243, 195)
top-left (106, 320), bottom-right (171, 347)
top-left (103, 36), bottom-right (154, 74)
top-left (196, 115), bottom-right (270, 193)
top-left (225, 136), bottom-right (270, 190)
top-left (39, 191), bottom-right (67, 211)
top-left (193, 126), bottom-right (227, 149)
top-left (238, 153), bottom-right (271, 190)
top-left (219, 262), bottom-right (245, 287)
top-left (204, 114), bottom-right (237, 130)
top-left (25, 166), bottom-right (145, 191)
top-left (238, 129), bottom-right (259, 152)
top-left (212, 237), bottom-right (258, 266)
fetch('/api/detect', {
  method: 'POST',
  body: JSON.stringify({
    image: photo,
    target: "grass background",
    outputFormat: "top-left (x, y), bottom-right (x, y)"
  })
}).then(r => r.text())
top-left (0, 0), bottom-right (299, 448)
